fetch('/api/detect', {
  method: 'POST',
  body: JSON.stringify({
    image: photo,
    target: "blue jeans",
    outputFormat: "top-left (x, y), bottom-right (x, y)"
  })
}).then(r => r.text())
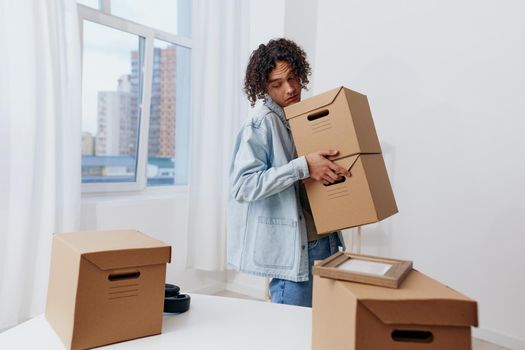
top-left (269, 233), bottom-right (342, 307)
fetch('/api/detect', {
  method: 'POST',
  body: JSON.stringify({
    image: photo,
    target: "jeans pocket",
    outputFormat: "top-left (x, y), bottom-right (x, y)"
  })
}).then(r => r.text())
top-left (308, 236), bottom-right (334, 262)
top-left (254, 217), bottom-right (297, 269)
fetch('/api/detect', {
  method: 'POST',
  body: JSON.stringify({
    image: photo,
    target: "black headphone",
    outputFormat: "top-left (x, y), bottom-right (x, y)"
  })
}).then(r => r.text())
top-left (164, 284), bottom-right (191, 314)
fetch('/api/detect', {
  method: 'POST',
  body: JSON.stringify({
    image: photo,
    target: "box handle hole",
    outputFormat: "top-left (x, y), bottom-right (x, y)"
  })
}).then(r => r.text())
top-left (391, 330), bottom-right (434, 343)
top-left (108, 271), bottom-right (140, 281)
top-left (307, 109), bottom-right (329, 121)
top-left (323, 176), bottom-right (346, 186)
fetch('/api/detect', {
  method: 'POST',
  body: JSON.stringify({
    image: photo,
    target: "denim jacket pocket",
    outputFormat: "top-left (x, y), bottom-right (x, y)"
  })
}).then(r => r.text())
top-left (253, 216), bottom-right (297, 269)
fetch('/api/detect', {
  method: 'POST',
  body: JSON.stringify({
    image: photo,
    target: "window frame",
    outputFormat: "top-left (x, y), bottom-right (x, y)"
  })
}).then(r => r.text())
top-left (78, 3), bottom-right (192, 194)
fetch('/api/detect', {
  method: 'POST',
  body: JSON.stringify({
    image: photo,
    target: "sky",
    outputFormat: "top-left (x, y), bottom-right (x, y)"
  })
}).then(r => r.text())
top-left (80, 0), bottom-right (181, 135)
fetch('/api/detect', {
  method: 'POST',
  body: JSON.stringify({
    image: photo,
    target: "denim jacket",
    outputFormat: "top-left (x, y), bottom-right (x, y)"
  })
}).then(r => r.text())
top-left (227, 97), bottom-right (311, 282)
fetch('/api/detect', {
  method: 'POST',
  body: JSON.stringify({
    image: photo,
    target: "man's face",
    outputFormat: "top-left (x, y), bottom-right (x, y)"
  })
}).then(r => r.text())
top-left (266, 60), bottom-right (301, 108)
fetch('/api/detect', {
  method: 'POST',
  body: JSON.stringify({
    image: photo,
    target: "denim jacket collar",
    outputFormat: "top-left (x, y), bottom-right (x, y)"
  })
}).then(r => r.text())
top-left (264, 95), bottom-right (290, 130)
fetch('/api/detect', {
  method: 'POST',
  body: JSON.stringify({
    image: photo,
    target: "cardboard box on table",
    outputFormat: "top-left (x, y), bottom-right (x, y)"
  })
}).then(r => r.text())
top-left (284, 86), bottom-right (398, 234)
top-left (45, 230), bottom-right (171, 350)
top-left (312, 269), bottom-right (478, 350)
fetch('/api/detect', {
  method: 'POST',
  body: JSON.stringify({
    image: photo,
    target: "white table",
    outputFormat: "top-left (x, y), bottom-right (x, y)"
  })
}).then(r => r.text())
top-left (0, 294), bottom-right (312, 350)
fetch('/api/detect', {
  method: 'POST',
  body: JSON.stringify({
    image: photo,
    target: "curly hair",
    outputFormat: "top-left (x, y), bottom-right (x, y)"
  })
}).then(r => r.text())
top-left (244, 38), bottom-right (311, 107)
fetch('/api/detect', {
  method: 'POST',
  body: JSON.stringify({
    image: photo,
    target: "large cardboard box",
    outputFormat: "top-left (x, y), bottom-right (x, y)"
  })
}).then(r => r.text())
top-left (312, 269), bottom-right (478, 350)
top-left (45, 230), bottom-right (171, 350)
top-left (284, 86), bottom-right (397, 233)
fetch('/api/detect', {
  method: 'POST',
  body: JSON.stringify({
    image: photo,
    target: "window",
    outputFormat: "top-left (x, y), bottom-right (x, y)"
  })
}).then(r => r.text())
top-left (81, 22), bottom-right (144, 185)
top-left (111, 0), bottom-right (191, 37)
top-left (146, 39), bottom-right (190, 186)
top-left (79, 0), bottom-right (191, 193)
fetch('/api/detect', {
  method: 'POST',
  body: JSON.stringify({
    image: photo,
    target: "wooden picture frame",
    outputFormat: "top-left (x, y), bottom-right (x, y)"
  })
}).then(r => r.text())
top-left (312, 252), bottom-right (413, 289)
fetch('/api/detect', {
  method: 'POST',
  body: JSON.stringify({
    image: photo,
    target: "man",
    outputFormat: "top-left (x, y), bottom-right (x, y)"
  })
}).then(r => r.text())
top-left (227, 38), bottom-right (350, 307)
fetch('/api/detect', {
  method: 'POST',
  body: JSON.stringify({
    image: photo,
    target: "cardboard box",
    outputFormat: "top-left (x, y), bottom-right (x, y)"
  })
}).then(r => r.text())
top-left (304, 153), bottom-right (397, 233)
top-left (284, 86), bottom-right (397, 233)
top-left (284, 86), bottom-right (382, 158)
top-left (45, 230), bottom-right (171, 350)
top-left (312, 269), bottom-right (478, 350)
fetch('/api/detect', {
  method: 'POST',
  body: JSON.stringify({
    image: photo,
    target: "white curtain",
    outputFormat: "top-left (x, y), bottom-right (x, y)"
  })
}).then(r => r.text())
top-left (0, 0), bottom-right (81, 329)
top-left (186, 0), bottom-right (251, 270)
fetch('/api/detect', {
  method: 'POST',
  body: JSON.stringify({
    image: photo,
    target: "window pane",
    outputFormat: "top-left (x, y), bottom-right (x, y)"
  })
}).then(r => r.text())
top-left (111, 0), bottom-right (192, 37)
top-left (81, 21), bottom-right (144, 184)
top-left (77, 0), bottom-right (99, 8)
top-left (147, 40), bottom-right (190, 186)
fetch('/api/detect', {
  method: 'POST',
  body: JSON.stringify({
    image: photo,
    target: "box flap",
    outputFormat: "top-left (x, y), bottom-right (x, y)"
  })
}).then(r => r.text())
top-left (335, 154), bottom-right (360, 171)
top-left (343, 270), bottom-right (478, 327)
top-left (284, 86), bottom-right (343, 120)
top-left (83, 246), bottom-right (171, 270)
top-left (305, 155), bottom-right (359, 189)
top-left (360, 299), bottom-right (478, 327)
top-left (56, 229), bottom-right (169, 253)
top-left (55, 230), bottom-right (171, 270)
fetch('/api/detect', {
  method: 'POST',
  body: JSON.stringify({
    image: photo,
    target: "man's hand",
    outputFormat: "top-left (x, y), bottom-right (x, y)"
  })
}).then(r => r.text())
top-left (305, 150), bottom-right (351, 185)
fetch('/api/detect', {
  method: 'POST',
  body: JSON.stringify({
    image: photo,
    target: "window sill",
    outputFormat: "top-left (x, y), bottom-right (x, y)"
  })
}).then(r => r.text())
top-left (81, 185), bottom-right (189, 204)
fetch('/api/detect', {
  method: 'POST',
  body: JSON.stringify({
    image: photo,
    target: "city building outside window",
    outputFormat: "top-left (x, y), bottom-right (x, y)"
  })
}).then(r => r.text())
top-left (78, 0), bottom-right (191, 193)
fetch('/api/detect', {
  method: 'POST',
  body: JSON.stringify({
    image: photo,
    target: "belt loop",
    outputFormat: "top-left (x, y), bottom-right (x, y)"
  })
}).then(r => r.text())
top-left (330, 232), bottom-right (340, 255)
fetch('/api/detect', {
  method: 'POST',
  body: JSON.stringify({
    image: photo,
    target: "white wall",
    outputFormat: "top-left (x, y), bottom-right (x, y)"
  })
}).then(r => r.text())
top-left (313, 1), bottom-right (525, 348)
top-left (80, 192), bottom-right (226, 294)
top-left (284, 0), bottom-right (318, 98)
top-left (248, 0), bottom-right (285, 49)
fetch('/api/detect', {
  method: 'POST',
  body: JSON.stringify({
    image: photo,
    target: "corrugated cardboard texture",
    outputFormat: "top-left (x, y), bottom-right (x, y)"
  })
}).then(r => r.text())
top-left (355, 302), bottom-right (472, 350)
top-left (360, 154), bottom-right (398, 221)
top-left (305, 154), bottom-right (397, 233)
top-left (45, 230), bottom-right (171, 350)
top-left (284, 86), bottom-right (341, 120)
top-left (285, 86), bottom-right (381, 158)
top-left (72, 259), bottom-right (166, 349)
top-left (355, 271), bottom-right (477, 327)
top-left (312, 270), bottom-right (478, 350)
top-left (45, 237), bottom-right (82, 349)
top-left (57, 230), bottom-right (170, 254)
top-left (84, 247), bottom-right (171, 270)
top-left (343, 88), bottom-right (381, 155)
top-left (285, 86), bottom-right (397, 232)
top-left (312, 275), bottom-right (358, 350)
